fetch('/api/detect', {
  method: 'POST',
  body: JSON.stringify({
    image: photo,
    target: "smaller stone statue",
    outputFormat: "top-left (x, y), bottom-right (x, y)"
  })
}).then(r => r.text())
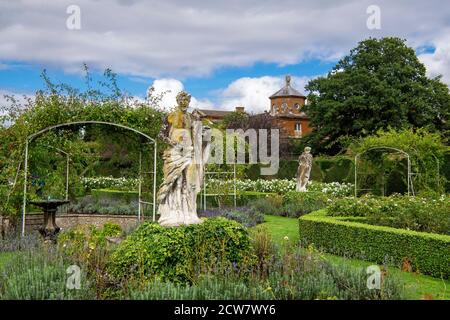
top-left (296, 147), bottom-right (313, 192)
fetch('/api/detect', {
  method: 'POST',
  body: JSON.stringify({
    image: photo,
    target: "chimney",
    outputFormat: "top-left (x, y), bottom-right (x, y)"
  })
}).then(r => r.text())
top-left (235, 106), bottom-right (245, 113)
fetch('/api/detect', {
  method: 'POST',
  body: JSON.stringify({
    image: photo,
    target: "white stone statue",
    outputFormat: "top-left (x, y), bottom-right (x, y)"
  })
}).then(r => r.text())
top-left (296, 147), bottom-right (313, 192)
top-left (156, 91), bottom-right (211, 227)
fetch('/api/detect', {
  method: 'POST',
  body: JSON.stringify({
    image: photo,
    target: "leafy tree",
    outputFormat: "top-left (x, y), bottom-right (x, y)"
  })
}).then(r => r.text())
top-left (221, 111), bottom-right (249, 130)
top-left (305, 37), bottom-right (450, 154)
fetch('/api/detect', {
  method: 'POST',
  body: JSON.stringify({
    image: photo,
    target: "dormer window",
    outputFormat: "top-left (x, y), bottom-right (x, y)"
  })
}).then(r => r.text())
top-left (294, 103), bottom-right (300, 111)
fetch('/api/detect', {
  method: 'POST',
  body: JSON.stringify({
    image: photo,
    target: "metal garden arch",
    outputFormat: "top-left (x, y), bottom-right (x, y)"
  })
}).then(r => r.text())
top-left (22, 121), bottom-right (158, 236)
top-left (354, 146), bottom-right (413, 197)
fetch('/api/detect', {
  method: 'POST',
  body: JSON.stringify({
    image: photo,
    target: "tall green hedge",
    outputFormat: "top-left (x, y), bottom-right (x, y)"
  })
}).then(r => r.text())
top-left (247, 156), bottom-right (354, 182)
top-left (299, 210), bottom-right (450, 278)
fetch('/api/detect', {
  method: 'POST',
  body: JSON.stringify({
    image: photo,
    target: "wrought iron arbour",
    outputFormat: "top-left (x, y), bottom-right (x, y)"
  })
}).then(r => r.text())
top-left (21, 121), bottom-right (158, 236)
top-left (354, 146), bottom-right (413, 197)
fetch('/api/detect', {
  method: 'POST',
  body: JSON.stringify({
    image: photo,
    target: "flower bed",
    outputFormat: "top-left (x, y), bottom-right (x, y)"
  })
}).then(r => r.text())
top-left (206, 178), bottom-right (353, 197)
top-left (81, 176), bottom-right (139, 191)
top-left (328, 194), bottom-right (450, 235)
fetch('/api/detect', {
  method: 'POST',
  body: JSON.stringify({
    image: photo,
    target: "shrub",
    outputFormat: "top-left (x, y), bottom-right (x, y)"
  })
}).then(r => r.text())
top-left (199, 207), bottom-right (264, 228)
top-left (249, 195), bottom-right (283, 215)
top-left (57, 223), bottom-right (122, 298)
top-left (281, 191), bottom-right (329, 218)
top-left (0, 232), bottom-right (41, 252)
top-left (127, 245), bottom-right (403, 300)
top-left (249, 226), bottom-right (276, 276)
top-left (328, 194), bottom-right (450, 235)
top-left (108, 218), bottom-right (254, 283)
top-left (91, 189), bottom-right (139, 203)
top-left (299, 210), bottom-right (450, 278)
top-left (246, 191), bottom-right (330, 218)
top-left (0, 250), bottom-right (94, 299)
top-left (67, 191), bottom-right (149, 215)
top-left (58, 223), bottom-right (122, 264)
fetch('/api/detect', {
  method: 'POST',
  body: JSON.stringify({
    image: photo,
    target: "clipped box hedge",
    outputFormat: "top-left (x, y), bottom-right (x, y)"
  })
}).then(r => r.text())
top-left (299, 210), bottom-right (450, 278)
top-left (91, 188), bottom-right (139, 203)
top-left (198, 191), bottom-right (276, 208)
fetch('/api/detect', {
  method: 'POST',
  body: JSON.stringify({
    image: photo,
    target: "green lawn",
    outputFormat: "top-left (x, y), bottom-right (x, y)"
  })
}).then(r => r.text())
top-left (259, 214), bottom-right (449, 300)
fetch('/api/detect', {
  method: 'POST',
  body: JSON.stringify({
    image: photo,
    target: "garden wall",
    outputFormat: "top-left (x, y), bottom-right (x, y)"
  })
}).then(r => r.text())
top-left (299, 210), bottom-right (450, 278)
top-left (56, 214), bottom-right (143, 231)
top-left (2, 213), bottom-right (147, 235)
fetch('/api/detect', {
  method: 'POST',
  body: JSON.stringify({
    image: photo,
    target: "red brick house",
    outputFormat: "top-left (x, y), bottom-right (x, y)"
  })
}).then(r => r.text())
top-left (197, 75), bottom-right (311, 138)
top-left (269, 75), bottom-right (311, 138)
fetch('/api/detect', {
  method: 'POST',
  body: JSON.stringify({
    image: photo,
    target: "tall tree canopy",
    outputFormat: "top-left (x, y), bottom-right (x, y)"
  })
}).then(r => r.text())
top-left (304, 37), bottom-right (450, 154)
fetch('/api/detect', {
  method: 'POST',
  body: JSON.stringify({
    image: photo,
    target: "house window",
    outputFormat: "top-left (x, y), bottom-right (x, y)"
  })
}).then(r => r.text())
top-left (294, 123), bottom-right (302, 137)
top-left (294, 103), bottom-right (300, 110)
top-left (272, 104), bottom-right (277, 115)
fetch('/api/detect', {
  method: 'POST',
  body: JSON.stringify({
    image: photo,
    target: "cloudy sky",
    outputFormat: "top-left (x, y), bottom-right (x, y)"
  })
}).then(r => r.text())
top-left (0, 0), bottom-right (449, 112)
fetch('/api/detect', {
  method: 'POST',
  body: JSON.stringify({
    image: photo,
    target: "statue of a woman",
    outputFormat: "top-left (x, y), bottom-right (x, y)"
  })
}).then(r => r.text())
top-left (296, 147), bottom-right (313, 192)
top-left (156, 91), bottom-right (210, 227)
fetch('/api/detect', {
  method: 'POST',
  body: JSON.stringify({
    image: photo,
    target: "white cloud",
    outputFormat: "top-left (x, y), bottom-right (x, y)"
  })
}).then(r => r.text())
top-left (148, 78), bottom-right (213, 111)
top-left (150, 78), bottom-right (184, 111)
top-left (419, 32), bottom-right (450, 85)
top-left (0, 0), bottom-right (448, 79)
top-left (217, 75), bottom-right (313, 113)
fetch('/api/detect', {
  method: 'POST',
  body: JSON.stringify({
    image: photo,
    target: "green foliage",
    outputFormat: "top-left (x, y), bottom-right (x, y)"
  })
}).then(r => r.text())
top-left (246, 157), bottom-right (354, 183)
top-left (0, 67), bottom-right (165, 216)
top-left (57, 222), bottom-right (122, 299)
top-left (443, 152), bottom-right (450, 192)
top-left (108, 218), bottom-right (254, 283)
top-left (249, 195), bottom-right (284, 215)
top-left (245, 191), bottom-right (329, 218)
top-left (0, 250), bottom-right (94, 299)
top-left (282, 191), bottom-right (329, 217)
top-left (349, 128), bottom-right (448, 193)
top-left (91, 188), bottom-right (139, 203)
top-left (221, 111), bottom-right (250, 129)
top-left (199, 207), bottom-right (264, 228)
top-left (305, 37), bottom-right (450, 153)
top-left (328, 194), bottom-right (450, 235)
top-left (58, 222), bottom-right (122, 262)
top-left (127, 244), bottom-right (403, 300)
top-left (299, 210), bottom-right (450, 278)
top-left (222, 208), bottom-right (264, 228)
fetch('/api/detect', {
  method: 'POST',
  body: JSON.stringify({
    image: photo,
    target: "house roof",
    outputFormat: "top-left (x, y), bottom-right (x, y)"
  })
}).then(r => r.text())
top-left (270, 75), bottom-right (306, 98)
top-left (196, 109), bottom-right (232, 118)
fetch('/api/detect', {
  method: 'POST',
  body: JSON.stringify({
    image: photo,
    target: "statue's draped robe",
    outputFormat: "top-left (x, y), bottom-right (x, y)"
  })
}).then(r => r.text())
top-left (296, 152), bottom-right (313, 192)
top-left (157, 116), bottom-right (210, 226)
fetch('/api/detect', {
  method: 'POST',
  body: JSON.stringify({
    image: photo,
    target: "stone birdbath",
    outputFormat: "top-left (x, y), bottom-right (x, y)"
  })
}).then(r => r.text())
top-left (29, 199), bottom-right (69, 242)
